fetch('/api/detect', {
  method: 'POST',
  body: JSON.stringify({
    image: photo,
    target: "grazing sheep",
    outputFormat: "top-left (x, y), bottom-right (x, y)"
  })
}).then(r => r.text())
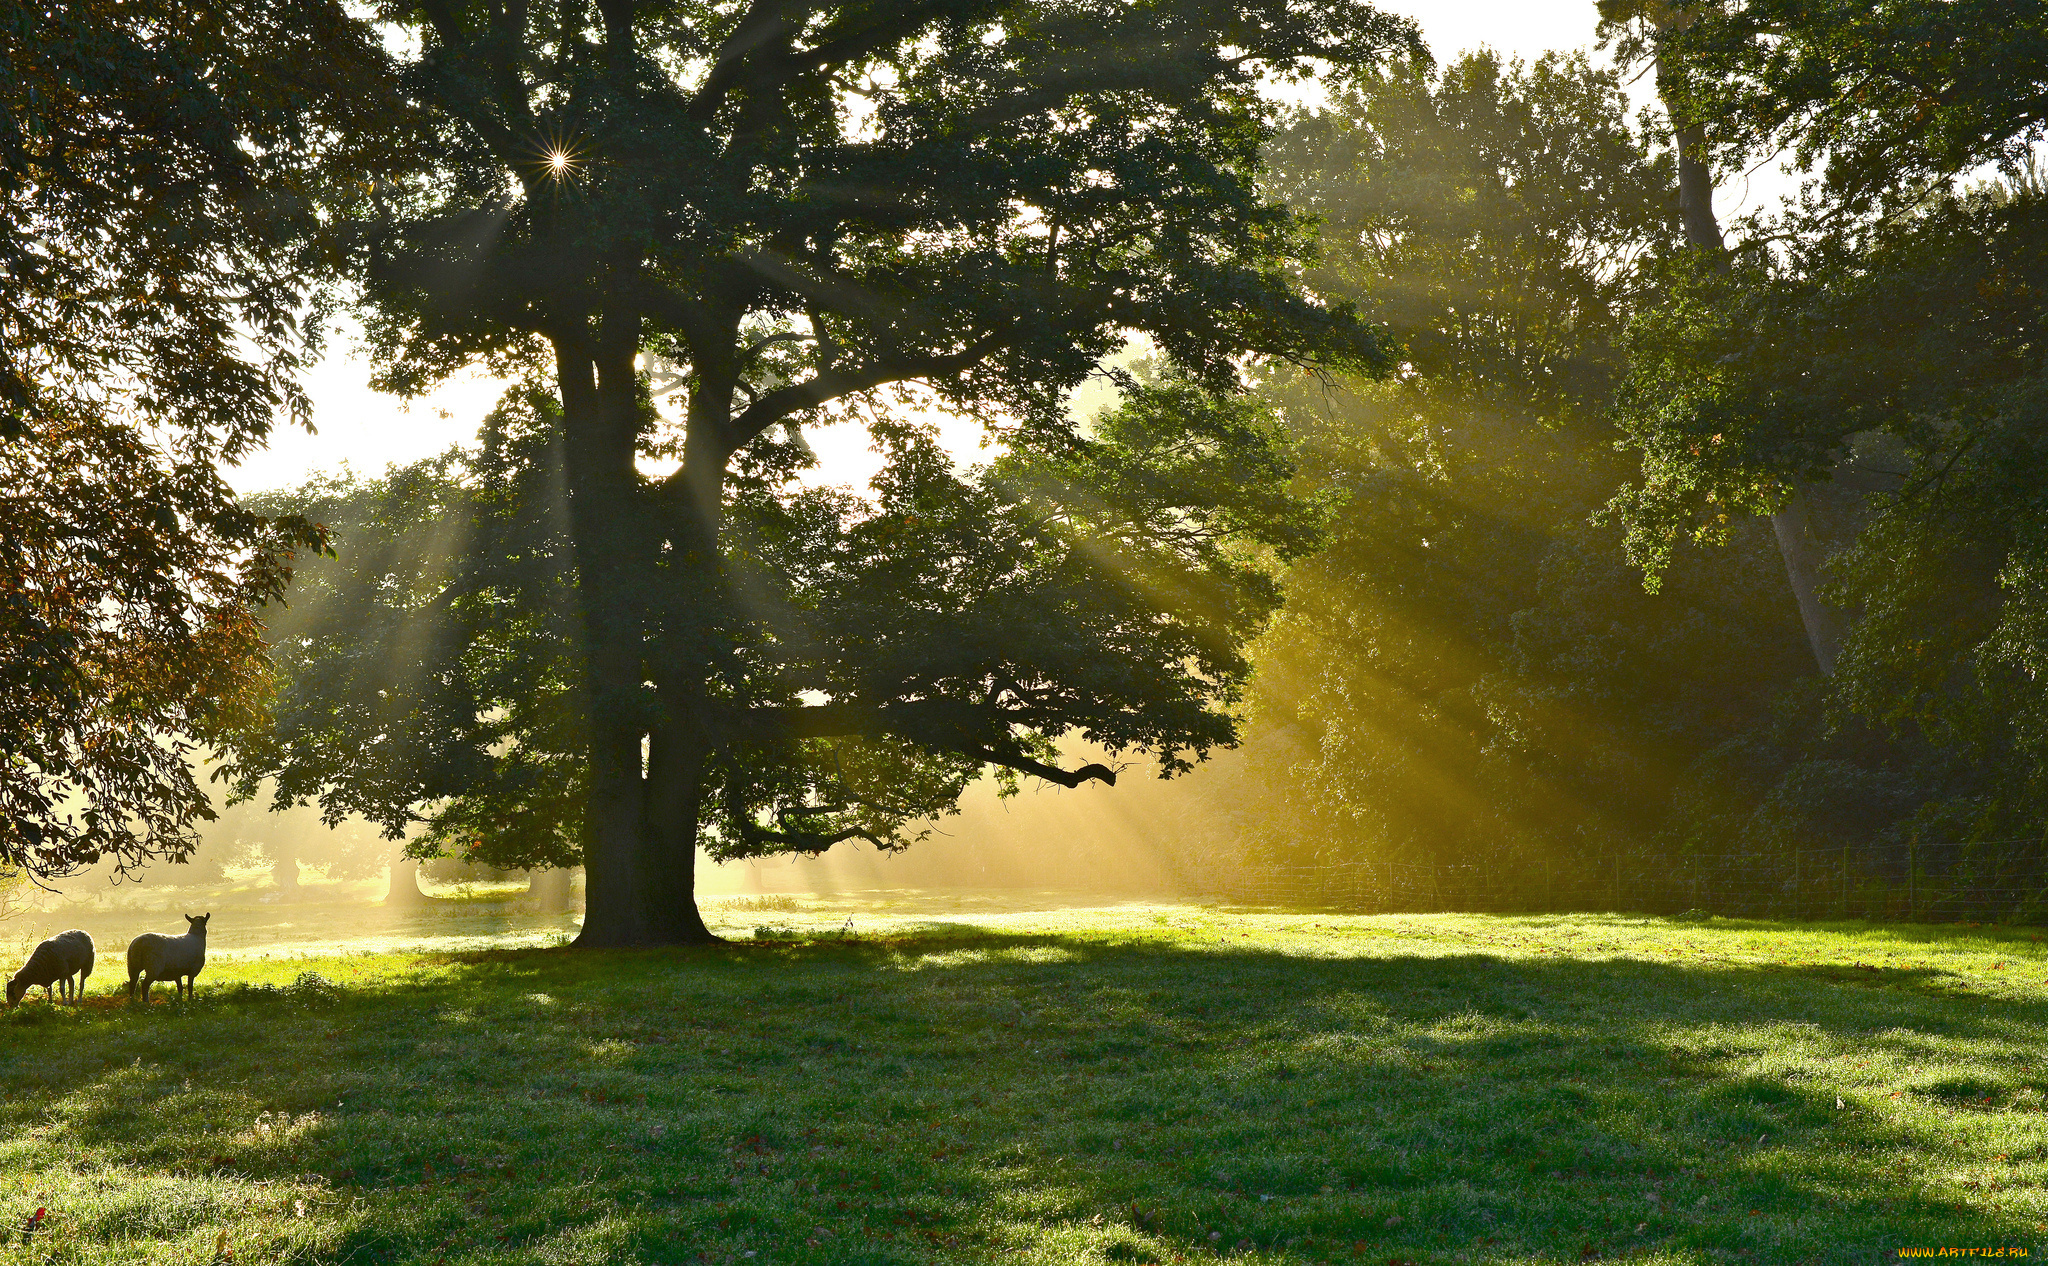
top-left (127, 913), bottom-right (209, 1005)
top-left (6, 929), bottom-right (94, 1006)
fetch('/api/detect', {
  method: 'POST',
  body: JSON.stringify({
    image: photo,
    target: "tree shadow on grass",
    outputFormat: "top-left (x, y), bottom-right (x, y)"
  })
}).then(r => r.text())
top-left (2, 924), bottom-right (2045, 1264)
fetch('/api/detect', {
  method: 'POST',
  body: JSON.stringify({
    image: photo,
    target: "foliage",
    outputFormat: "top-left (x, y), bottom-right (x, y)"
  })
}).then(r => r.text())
top-left (1154, 52), bottom-right (1817, 879)
top-left (247, 378), bottom-right (1322, 874)
top-left (1653, 0), bottom-right (2048, 216)
top-left (241, 393), bottom-right (588, 868)
top-left (1607, 172), bottom-right (2048, 855)
top-left (1586, 0), bottom-right (2048, 871)
top-left (0, 0), bottom-right (403, 881)
top-left (2, 910), bottom-right (2045, 1262)
top-left (1265, 50), bottom-right (1675, 415)
top-left (192, 793), bottom-right (403, 888)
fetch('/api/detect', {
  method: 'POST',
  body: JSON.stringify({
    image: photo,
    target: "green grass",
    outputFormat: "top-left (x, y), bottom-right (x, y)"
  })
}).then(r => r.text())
top-left (4, 908), bottom-right (2048, 1264)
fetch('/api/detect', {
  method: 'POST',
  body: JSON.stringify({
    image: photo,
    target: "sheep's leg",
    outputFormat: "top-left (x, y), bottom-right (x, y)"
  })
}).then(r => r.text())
top-left (77, 965), bottom-right (89, 1002)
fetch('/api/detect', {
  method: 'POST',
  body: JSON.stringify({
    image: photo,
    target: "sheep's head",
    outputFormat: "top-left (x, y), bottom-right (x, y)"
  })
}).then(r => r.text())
top-left (5, 976), bottom-right (24, 1007)
top-left (185, 913), bottom-right (210, 934)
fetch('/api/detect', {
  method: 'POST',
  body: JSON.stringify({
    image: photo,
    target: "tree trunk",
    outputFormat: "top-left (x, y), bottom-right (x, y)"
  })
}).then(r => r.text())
top-left (575, 722), bottom-right (654, 945)
top-left (1770, 488), bottom-right (1843, 674)
top-left (553, 322), bottom-right (725, 947)
top-left (635, 384), bottom-right (741, 946)
top-left (385, 855), bottom-right (429, 904)
top-left (271, 851), bottom-right (299, 896)
top-left (526, 867), bottom-right (575, 912)
top-left (641, 720), bottom-right (719, 942)
top-left (1655, 48), bottom-right (1724, 256)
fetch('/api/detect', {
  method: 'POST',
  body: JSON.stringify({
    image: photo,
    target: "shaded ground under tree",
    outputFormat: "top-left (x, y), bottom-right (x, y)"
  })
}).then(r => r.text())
top-left (0, 911), bottom-right (2041, 1263)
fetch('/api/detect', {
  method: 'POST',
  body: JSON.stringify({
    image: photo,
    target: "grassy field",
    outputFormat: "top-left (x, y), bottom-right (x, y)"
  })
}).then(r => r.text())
top-left (3, 908), bottom-right (2048, 1265)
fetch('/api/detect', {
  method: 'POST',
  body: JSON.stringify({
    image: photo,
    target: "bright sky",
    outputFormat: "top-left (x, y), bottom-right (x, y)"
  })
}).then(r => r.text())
top-left (223, 0), bottom-right (1763, 496)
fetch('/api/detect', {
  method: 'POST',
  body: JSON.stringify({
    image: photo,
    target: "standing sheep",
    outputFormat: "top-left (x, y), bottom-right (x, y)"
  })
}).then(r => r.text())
top-left (6, 930), bottom-right (94, 1006)
top-left (127, 913), bottom-right (209, 1005)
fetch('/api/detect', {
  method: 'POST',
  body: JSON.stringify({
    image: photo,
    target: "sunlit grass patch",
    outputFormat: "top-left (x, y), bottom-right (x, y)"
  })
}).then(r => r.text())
top-left (711, 894), bottom-right (808, 914)
top-left (3, 909), bottom-right (2048, 1262)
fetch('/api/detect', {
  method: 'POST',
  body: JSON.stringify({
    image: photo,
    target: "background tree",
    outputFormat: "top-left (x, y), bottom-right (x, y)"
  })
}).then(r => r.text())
top-left (1659, 0), bottom-right (2048, 220)
top-left (0, 0), bottom-right (401, 882)
top-left (1132, 51), bottom-right (1811, 891)
top-left (1242, 50), bottom-right (1678, 872)
top-left (232, 0), bottom-right (1418, 946)
top-left (1597, 0), bottom-right (2048, 892)
top-left (190, 792), bottom-right (405, 899)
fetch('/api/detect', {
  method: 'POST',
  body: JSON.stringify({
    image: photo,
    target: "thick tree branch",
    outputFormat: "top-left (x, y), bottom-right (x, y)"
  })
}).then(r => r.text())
top-left (784, 1), bottom-right (974, 82)
top-left (983, 755), bottom-right (1117, 788)
top-left (416, 0), bottom-right (538, 170)
top-left (597, 0), bottom-right (635, 58)
top-left (685, 0), bottom-right (811, 122)
top-left (723, 332), bottom-right (1005, 446)
top-left (631, 274), bottom-right (750, 366)
top-left (687, 0), bottom-right (971, 125)
top-left (651, 314), bottom-right (1009, 492)
top-left (737, 820), bottom-right (883, 855)
top-left (716, 700), bottom-right (1117, 788)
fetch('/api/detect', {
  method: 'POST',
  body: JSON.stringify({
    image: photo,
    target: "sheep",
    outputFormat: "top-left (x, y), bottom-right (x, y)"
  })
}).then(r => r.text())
top-left (6, 929), bottom-right (94, 1006)
top-left (127, 913), bottom-right (209, 1005)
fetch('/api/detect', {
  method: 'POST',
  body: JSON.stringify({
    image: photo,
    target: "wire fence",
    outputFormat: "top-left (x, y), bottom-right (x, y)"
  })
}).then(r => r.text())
top-left (1192, 838), bottom-right (2048, 923)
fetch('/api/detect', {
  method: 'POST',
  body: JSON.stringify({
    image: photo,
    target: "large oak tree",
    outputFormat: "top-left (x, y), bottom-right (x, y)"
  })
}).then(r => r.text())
top-left (239, 0), bottom-right (1415, 945)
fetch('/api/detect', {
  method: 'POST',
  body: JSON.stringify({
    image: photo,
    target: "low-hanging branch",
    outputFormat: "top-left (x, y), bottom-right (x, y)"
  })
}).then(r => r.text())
top-left (717, 699), bottom-right (1118, 788)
